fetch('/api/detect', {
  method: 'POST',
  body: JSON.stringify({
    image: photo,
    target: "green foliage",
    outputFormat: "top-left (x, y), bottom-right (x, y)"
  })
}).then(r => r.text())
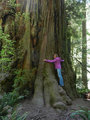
top-left (8, 0), bottom-right (16, 7)
top-left (0, 26), bottom-right (15, 72)
top-left (13, 68), bottom-right (36, 97)
top-left (77, 87), bottom-right (90, 94)
top-left (1, 0), bottom-right (18, 15)
top-left (1, 92), bottom-right (24, 107)
top-left (65, 0), bottom-right (89, 89)
top-left (0, 103), bottom-right (7, 118)
top-left (0, 92), bottom-right (24, 119)
top-left (65, 0), bottom-right (85, 21)
top-left (1, 111), bottom-right (28, 120)
top-left (10, 111), bottom-right (27, 120)
top-left (7, 0), bottom-right (20, 10)
top-left (0, 92), bottom-right (23, 109)
top-left (67, 106), bottom-right (90, 120)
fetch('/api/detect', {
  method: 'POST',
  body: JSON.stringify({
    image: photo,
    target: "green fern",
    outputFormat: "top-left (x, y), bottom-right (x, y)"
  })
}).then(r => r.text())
top-left (0, 111), bottom-right (28, 120)
top-left (67, 106), bottom-right (90, 120)
top-left (0, 26), bottom-right (15, 72)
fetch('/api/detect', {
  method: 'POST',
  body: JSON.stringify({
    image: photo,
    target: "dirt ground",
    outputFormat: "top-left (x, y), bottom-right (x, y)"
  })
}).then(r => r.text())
top-left (17, 98), bottom-right (90, 120)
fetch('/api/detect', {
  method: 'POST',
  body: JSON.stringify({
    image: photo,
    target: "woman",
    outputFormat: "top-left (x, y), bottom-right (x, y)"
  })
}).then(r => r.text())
top-left (44, 54), bottom-right (64, 86)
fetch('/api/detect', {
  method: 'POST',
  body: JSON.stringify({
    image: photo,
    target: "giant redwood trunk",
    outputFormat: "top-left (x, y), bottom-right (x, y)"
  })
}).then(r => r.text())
top-left (0, 0), bottom-right (77, 109)
top-left (31, 0), bottom-right (77, 108)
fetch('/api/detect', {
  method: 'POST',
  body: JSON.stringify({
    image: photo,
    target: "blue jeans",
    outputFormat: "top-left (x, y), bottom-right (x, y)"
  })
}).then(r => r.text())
top-left (57, 69), bottom-right (64, 86)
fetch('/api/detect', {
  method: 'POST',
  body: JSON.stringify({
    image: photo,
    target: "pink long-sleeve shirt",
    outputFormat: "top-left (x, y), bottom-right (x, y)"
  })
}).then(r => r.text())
top-left (45, 57), bottom-right (64, 69)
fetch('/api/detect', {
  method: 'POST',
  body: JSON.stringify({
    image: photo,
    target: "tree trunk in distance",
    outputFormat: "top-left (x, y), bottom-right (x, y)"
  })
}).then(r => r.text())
top-left (82, 0), bottom-right (87, 88)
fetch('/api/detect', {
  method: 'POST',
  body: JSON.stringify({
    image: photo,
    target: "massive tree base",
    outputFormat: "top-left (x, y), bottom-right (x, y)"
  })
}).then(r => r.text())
top-left (32, 65), bottom-right (72, 110)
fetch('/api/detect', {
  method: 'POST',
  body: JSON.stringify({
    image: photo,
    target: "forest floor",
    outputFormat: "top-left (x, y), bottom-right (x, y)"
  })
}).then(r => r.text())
top-left (17, 98), bottom-right (90, 120)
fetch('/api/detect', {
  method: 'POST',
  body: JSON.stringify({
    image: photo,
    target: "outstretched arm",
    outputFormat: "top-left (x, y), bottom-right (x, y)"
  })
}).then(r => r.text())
top-left (44, 59), bottom-right (56, 63)
top-left (61, 59), bottom-right (64, 62)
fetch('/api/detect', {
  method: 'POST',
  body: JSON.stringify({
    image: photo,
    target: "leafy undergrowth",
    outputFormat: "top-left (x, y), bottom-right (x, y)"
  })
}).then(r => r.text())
top-left (66, 106), bottom-right (90, 120)
top-left (77, 88), bottom-right (90, 99)
top-left (1, 111), bottom-right (28, 120)
top-left (13, 68), bottom-right (36, 98)
top-left (0, 92), bottom-right (28, 120)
